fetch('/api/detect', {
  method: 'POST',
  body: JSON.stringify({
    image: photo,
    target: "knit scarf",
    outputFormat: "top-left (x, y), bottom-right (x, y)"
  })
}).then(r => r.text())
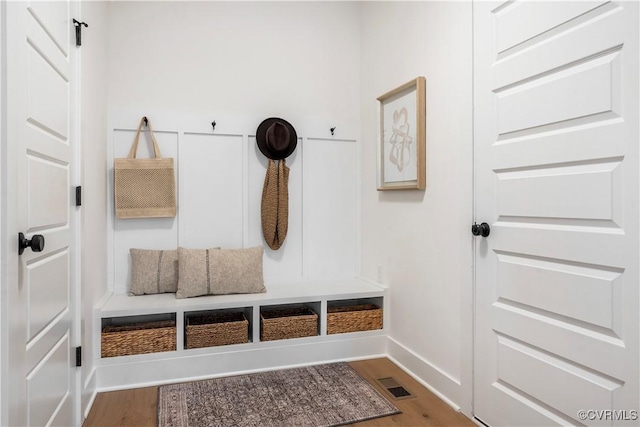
top-left (261, 159), bottom-right (289, 250)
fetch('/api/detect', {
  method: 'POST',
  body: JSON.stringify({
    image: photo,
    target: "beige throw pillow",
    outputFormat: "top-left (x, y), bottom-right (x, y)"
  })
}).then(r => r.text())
top-left (176, 246), bottom-right (266, 299)
top-left (129, 249), bottom-right (178, 295)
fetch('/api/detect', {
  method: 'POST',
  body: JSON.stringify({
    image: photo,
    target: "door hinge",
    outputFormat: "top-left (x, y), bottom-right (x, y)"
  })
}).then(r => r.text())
top-left (73, 19), bottom-right (88, 47)
top-left (75, 186), bottom-right (82, 206)
top-left (75, 346), bottom-right (82, 367)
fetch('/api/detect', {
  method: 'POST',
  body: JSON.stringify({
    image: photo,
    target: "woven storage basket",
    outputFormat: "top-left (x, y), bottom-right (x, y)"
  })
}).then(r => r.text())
top-left (260, 306), bottom-right (318, 341)
top-left (327, 304), bottom-right (383, 334)
top-left (185, 312), bottom-right (249, 349)
top-left (101, 320), bottom-right (176, 358)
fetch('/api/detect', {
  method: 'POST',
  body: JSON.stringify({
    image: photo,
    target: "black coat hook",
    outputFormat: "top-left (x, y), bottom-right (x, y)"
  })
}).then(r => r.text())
top-left (330, 127), bottom-right (336, 136)
top-left (211, 121), bottom-right (216, 131)
top-left (73, 19), bottom-right (88, 46)
top-left (143, 116), bottom-right (148, 127)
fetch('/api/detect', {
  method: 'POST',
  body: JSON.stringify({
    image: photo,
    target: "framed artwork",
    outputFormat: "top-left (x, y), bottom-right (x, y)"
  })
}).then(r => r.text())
top-left (376, 76), bottom-right (426, 191)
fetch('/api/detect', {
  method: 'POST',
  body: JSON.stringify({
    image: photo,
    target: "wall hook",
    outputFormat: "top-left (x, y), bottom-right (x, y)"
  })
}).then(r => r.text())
top-left (73, 19), bottom-right (88, 47)
top-left (212, 121), bottom-right (216, 131)
top-left (330, 127), bottom-right (336, 136)
top-left (143, 116), bottom-right (148, 127)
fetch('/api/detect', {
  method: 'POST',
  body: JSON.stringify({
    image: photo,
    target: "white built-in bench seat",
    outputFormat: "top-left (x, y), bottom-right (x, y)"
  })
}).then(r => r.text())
top-left (99, 277), bottom-right (386, 317)
top-left (95, 278), bottom-right (388, 390)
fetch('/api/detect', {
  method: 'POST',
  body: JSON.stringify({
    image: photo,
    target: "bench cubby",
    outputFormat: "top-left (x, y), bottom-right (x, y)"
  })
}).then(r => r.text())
top-left (101, 313), bottom-right (177, 358)
top-left (327, 297), bottom-right (383, 335)
top-left (185, 307), bottom-right (252, 349)
top-left (260, 303), bottom-right (320, 341)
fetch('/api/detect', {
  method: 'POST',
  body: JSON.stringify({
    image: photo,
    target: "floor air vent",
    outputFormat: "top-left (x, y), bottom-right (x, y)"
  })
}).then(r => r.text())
top-left (376, 377), bottom-right (414, 400)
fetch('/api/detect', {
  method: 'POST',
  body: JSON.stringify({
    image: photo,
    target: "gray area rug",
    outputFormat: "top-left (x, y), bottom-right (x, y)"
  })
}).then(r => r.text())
top-left (158, 362), bottom-right (401, 427)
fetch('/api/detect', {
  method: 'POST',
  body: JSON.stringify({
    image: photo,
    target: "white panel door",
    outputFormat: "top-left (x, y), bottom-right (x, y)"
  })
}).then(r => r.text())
top-left (5, 1), bottom-right (79, 425)
top-left (474, 2), bottom-right (638, 426)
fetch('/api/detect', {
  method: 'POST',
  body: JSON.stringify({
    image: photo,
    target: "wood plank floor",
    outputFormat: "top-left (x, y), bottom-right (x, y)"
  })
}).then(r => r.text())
top-left (84, 357), bottom-right (475, 427)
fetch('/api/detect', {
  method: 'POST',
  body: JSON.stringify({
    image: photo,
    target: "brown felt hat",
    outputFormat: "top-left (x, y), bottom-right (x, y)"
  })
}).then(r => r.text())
top-left (256, 118), bottom-right (297, 160)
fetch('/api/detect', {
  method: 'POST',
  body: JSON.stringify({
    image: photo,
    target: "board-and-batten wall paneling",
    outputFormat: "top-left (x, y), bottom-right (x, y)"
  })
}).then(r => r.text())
top-left (304, 138), bottom-right (357, 279)
top-left (108, 112), bottom-right (357, 294)
top-left (179, 133), bottom-right (245, 249)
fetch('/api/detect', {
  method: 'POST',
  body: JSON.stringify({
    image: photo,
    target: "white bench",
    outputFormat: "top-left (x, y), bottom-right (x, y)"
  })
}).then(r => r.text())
top-left (100, 277), bottom-right (385, 317)
top-left (94, 277), bottom-right (388, 391)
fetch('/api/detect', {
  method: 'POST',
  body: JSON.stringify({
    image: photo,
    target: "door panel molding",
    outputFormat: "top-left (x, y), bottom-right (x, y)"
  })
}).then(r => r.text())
top-left (4, 1), bottom-right (80, 425)
top-left (473, 1), bottom-right (639, 425)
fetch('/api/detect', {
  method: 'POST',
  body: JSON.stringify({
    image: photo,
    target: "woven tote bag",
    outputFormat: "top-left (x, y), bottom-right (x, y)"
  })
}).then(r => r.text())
top-left (114, 117), bottom-right (176, 219)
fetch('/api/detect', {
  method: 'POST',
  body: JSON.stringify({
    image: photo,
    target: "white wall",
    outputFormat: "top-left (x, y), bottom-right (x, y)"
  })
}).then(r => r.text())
top-left (107, 1), bottom-right (361, 122)
top-left (359, 1), bottom-right (473, 413)
top-left (80, 0), bottom-right (109, 418)
top-left (103, 1), bottom-right (362, 292)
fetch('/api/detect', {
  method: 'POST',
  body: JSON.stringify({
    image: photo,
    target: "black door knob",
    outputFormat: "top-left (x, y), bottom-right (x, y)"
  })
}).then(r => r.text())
top-left (472, 222), bottom-right (490, 237)
top-left (18, 232), bottom-right (45, 255)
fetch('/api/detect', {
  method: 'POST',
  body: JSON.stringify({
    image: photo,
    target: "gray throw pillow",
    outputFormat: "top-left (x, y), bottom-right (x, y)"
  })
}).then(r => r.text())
top-left (129, 249), bottom-right (178, 295)
top-left (176, 246), bottom-right (266, 299)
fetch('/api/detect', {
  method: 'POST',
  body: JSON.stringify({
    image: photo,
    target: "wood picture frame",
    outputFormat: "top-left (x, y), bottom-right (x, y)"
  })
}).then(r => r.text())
top-left (376, 77), bottom-right (426, 191)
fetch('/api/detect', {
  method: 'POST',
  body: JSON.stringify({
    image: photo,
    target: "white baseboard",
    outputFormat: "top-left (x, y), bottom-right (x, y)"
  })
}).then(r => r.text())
top-left (386, 336), bottom-right (463, 412)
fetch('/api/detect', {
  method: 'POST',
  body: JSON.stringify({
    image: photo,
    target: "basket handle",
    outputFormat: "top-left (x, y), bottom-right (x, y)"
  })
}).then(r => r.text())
top-left (128, 116), bottom-right (163, 159)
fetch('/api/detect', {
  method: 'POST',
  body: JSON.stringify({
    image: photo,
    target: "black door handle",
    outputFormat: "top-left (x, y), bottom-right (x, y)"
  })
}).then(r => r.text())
top-left (18, 232), bottom-right (45, 255)
top-left (472, 222), bottom-right (490, 237)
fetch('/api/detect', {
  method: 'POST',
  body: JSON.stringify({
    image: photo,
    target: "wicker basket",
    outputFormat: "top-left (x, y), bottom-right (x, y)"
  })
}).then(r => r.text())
top-left (260, 306), bottom-right (318, 341)
top-left (185, 312), bottom-right (249, 349)
top-left (101, 320), bottom-right (176, 358)
top-left (327, 304), bottom-right (383, 334)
